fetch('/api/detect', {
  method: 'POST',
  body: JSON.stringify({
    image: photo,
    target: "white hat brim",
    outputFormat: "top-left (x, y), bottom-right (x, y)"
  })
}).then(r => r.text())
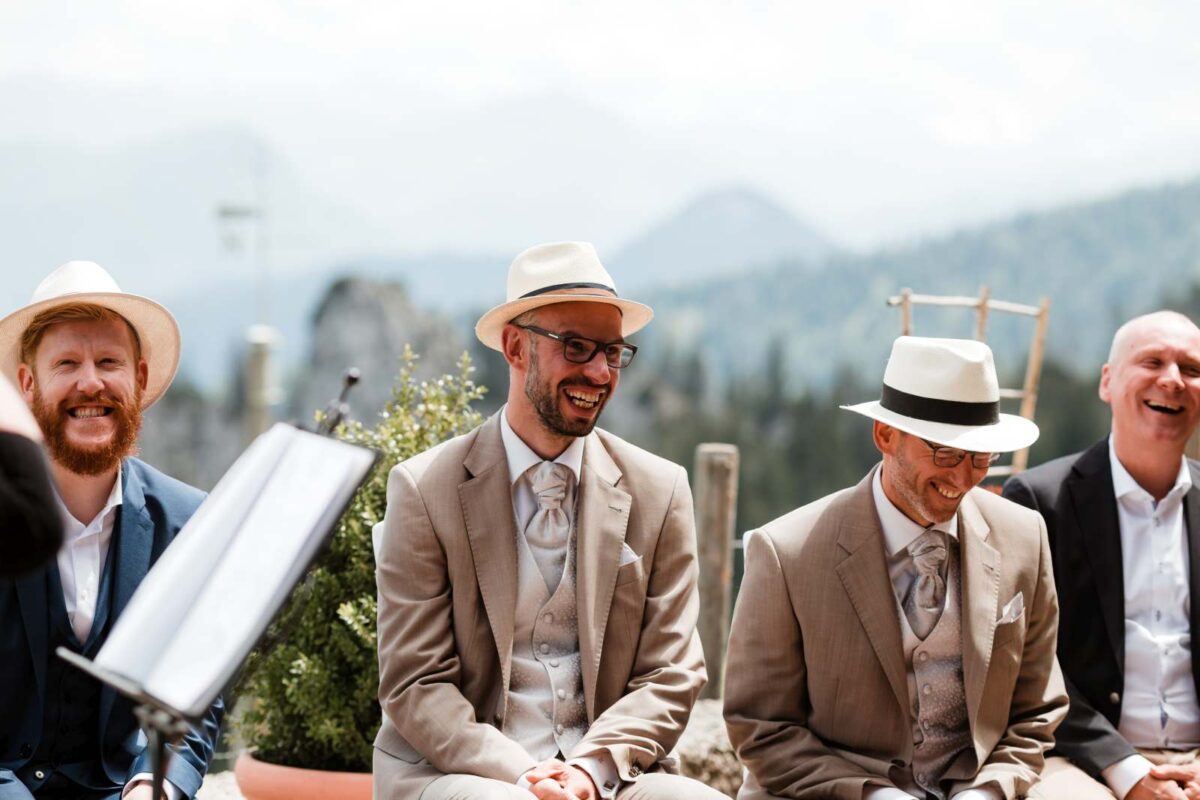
top-left (841, 400), bottom-right (1039, 453)
top-left (475, 292), bottom-right (654, 351)
top-left (0, 291), bottom-right (181, 408)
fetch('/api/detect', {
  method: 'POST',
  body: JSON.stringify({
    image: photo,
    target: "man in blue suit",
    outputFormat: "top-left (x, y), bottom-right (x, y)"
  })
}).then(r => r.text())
top-left (0, 261), bottom-right (223, 799)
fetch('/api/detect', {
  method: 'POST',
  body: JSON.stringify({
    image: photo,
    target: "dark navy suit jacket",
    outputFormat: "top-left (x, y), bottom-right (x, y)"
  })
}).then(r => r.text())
top-left (0, 458), bottom-right (223, 798)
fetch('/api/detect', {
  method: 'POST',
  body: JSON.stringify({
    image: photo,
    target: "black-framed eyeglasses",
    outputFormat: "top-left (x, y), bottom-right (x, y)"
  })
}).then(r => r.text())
top-left (516, 325), bottom-right (638, 369)
top-left (919, 438), bottom-right (1000, 469)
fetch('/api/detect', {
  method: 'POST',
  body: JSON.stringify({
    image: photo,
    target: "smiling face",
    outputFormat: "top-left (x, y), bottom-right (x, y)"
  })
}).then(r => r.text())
top-left (504, 301), bottom-right (623, 451)
top-left (874, 421), bottom-right (988, 526)
top-left (18, 316), bottom-right (147, 476)
top-left (1101, 311), bottom-right (1200, 452)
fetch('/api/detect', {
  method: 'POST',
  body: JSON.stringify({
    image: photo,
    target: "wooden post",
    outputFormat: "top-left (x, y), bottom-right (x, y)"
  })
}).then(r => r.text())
top-left (975, 286), bottom-right (990, 341)
top-left (900, 288), bottom-right (913, 335)
top-left (693, 443), bottom-right (740, 700)
top-left (1011, 297), bottom-right (1051, 474)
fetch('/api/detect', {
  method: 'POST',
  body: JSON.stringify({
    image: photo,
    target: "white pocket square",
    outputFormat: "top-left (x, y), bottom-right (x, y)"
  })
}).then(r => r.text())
top-left (997, 591), bottom-right (1024, 625)
top-left (619, 543), bottom-right (640, 566)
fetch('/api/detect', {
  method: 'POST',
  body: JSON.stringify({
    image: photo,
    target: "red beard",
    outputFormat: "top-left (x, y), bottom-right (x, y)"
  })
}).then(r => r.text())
top-left (31, 384), bottom-right (143, 476)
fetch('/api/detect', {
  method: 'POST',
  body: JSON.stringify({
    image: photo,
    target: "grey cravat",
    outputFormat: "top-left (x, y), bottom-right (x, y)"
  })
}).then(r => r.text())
top-left (903, 529), bottom-right (948, 640)
top-left (524, 461), bottom-right (573, 591)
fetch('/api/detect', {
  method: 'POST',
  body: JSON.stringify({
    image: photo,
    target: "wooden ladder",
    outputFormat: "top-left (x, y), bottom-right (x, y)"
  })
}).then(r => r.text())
top-left (886, 287), bottom-right (1051, 477)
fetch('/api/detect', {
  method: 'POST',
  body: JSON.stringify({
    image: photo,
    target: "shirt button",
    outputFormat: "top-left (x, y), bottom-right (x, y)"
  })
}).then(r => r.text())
top-left (557, 689), bottom-right (566, 699)
top-left (555, 724), bottom-right (564, 735)
top-left (539, 643), bottom-right (550, 654)
top-left (917, 652), bottom-right (929, 663)
top-left (1110, 691), bottom-right (1121, 704)
top-left (922, 684), bottom-right (932, 696)
top-left (550, 660), bottom-right (559, 668)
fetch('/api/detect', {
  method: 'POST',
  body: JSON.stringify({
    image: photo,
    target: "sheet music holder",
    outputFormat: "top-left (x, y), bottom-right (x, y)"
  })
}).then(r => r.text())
top-left (57, 420), bottom-right (378, 799)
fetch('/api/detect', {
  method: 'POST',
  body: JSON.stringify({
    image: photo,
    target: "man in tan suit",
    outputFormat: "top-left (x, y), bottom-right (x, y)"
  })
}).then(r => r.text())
top-left (373, 242), bottom-right (725, 800)
top-left (724, 336), bottom-right (1069, 800)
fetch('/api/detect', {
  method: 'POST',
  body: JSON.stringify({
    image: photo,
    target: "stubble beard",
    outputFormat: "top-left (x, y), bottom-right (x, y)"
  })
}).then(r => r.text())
top-left (524, 345), bottom-right (603, 438)
top-left (31, 382), bottom-right (143, 476)
top-left (888, 446), bottom-right (952, 525)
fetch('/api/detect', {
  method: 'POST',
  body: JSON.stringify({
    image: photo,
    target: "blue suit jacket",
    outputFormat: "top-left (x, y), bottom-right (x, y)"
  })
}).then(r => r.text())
top-left (0, 458), bottom-right (224, 799)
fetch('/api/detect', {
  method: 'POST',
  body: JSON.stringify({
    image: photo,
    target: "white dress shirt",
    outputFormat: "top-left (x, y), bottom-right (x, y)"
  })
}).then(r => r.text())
top-left (1099, 436), bottom-right (1198, 799)
top-left (500, 409), bottom-right (621, 798)
top-left (865, 468), bottom-right (1000, 800)
top-left (53, 465), bottom-right (123, 644)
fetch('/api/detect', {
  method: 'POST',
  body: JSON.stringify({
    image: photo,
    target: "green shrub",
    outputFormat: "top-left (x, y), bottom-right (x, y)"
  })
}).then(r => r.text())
top-left (235, 348), bottom-right (486, 771)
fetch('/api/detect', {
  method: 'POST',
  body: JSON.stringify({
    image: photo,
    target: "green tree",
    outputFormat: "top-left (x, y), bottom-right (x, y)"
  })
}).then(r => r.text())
top-left (235, 347), bottom-right (486, 771)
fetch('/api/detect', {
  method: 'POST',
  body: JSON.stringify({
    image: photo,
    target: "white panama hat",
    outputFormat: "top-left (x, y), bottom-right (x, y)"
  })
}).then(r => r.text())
top-left (841, 336), bottom-right (1039, 453)
top-left (0, 261), bottom-right (181, 407)
top-left (475, 242), bottom-right (653, 351)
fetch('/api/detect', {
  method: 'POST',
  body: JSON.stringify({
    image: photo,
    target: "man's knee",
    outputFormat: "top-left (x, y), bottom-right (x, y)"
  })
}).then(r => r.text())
top-left (420, 774), bottom-right (538, 800)
top-left (1031, 756), bottom-right (1115, 800)
top-left (616, 773), bottom-right (728, 800)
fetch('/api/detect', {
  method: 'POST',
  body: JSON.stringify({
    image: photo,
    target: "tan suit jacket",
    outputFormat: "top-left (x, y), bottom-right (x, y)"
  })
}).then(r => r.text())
top-left (373, 413), bottom-right (707, 799)
top-left (724, 467), bottom-right (1068, 800)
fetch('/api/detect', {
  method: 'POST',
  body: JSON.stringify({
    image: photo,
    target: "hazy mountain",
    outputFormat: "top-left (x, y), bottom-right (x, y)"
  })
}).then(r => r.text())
top-left (611, 186), bottom-right (839, 287)
top-left (638, 176), bottom-right (1200, 396)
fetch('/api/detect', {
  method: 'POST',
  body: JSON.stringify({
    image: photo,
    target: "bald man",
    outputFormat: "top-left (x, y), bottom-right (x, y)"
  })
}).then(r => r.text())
top-left (1004, 311), bottom-right (1200, 800)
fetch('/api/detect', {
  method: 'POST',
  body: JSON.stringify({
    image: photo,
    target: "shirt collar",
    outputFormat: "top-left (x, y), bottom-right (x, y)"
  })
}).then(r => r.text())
top-left (871, 465), bottom-right (959, 557)
top-left (499, 405), bottom-right (585, 485)
top-left (1108, 434), bottom-right (1192, 504)
top-left (54, 462), bottom-right (125, 536)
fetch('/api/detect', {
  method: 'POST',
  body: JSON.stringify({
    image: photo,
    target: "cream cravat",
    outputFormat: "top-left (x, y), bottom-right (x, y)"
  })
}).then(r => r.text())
top-left (524, 461), bottom-right (574, 591)
top-left (903, 529), bottom-right (948, 640)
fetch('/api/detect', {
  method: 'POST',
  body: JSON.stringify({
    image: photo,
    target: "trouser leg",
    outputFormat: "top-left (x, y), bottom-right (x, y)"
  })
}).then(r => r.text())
top-left (419, 774), bottom-right (539, 800)
top-left (1026, 756), bottom-right (1115, 800)
top-left (616, 773), bottom-right (731, 800)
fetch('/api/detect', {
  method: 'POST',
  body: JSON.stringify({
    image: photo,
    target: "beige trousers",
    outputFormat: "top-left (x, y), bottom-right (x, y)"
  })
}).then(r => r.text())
top-left (419, 772), bottom-right (729, 800)
top-left (1035, 750), bottom-right (1200, 799)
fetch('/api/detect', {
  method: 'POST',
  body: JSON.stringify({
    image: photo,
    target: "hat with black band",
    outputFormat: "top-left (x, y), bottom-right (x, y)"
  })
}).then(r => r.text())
top-left (841, 336), bottom-right (1038, 453)
top-left (475, 242), bottom-right (653, 352)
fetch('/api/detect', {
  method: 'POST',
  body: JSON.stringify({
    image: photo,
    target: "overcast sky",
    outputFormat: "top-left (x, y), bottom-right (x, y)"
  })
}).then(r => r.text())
top-left (3, 1), bottom-right (1200, 258)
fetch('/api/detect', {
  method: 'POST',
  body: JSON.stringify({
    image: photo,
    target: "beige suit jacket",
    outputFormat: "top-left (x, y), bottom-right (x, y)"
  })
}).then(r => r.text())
top-left (724, 467), bottom-right (1068, 800)
top-left (373, 413), bottom-right (707, 799)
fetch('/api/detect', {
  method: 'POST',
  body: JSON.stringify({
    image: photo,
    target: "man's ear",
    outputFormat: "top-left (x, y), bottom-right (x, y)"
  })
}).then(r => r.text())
top-left (1098, 363), bottom-right (1112, 404)
top-left (136, 358), bottom-right (149, 393)
top-left (872, 420), bottom-right (898, 456)
top-left (16, 363), bottom-right (35, 403)
top-left (500, 324), bottom-right (527, 370)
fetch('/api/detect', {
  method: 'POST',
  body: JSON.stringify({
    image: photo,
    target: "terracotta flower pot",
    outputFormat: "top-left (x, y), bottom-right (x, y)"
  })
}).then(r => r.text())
top-left (234, 750), bottom-right (372, 800)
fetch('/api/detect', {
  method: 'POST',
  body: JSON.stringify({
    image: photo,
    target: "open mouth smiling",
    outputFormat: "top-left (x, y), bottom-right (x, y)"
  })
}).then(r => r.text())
top-left (68, 405), bottom-right (114, 419)
top-left (564, 387), bottom-right (604, 409)
top-left (1145, 400), bottom-right (1184, 416)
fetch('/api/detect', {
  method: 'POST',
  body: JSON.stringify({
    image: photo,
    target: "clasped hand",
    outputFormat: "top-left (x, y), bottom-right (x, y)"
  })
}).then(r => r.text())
top-left (1127, 764), bottom-right (1200, 800)
top-left (522, 758), bottom-right (599, 800)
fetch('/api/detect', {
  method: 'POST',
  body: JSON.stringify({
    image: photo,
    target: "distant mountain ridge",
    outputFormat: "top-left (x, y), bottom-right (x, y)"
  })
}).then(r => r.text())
top-left (638, 176), bottom-right (1200, 395)
top-left (610, 186), bottom-right (839, 288)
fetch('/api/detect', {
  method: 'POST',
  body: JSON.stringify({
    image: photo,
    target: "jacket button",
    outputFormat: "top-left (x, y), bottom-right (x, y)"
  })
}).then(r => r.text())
top-left (19, 744), bottom-right (32, 758)
top-left (34, 770), bottom-right (45, 780)
top-left (1110, 691), bottom-right (1121, 704)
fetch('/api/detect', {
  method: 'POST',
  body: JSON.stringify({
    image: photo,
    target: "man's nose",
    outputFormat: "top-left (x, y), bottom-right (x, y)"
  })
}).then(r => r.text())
top-left (1159, 362), bottom-right (1185, 390)
top-left (75, 362), bottom-right (104, 393)
top-left (581, 350), bottom-right (612, 383)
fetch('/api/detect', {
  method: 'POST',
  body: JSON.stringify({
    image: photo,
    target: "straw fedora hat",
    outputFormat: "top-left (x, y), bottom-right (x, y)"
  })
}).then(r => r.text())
top-left (0, 261), bottom-right (181, 407)
top-left (841, 336), bottom-right (1038, 453)
top-left (475, 242), bottom-right (653, 351)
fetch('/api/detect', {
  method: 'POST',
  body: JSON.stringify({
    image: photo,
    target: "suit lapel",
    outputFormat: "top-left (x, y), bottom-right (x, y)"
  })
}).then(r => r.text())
top-left (102, 463), bottom-right (151, 731)
top-left (834, 469), bottom-right (909, 718)
top-left (458, 416), bottom-right (520, 698)
top-left (1185, 459), bottom-right (1200, 694)
top-left (110, 464), bottom-right (152, 625)
top-left (958, 492), bottom-right (1000, 738)
top-left (1069, 441), bottom-right (1125, 671)
top-left (575, 434), bottom-right (630, 718)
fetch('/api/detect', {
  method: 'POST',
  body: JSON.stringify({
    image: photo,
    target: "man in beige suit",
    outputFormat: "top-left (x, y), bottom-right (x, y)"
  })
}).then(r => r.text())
top-left (724, 336), bottom-right (1069, 800)
top-left (373, 242), bottom-right (725, 800)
